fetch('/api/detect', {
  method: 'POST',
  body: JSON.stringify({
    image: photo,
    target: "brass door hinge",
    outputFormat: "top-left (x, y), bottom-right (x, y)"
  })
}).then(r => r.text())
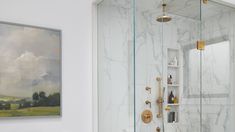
top-left (197, 41), bottom-right (205, 50)
top-left (203, 0), bottom-right (208, 4)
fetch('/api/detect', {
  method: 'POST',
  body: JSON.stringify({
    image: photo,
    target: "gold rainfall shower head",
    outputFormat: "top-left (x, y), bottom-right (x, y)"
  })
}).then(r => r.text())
top-left (156, 3), bottom-right (172, 23)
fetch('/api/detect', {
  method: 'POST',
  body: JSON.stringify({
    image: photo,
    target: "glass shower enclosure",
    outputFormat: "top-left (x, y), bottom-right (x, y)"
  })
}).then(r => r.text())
top-left (97, 0), bottom-right (235, 132)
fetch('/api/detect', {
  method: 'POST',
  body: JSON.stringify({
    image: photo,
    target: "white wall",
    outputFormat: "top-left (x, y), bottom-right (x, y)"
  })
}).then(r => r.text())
top-left (0, 0), bottom-right (93, 132)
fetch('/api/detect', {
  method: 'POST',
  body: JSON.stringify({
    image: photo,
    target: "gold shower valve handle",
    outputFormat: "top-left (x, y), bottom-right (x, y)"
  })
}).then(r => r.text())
top-left (145, 87), bottom-right (151, 94)
top-left (141, 110), bottom-right (153, 124)
top-left (145, 100), bottom-right (151, 108)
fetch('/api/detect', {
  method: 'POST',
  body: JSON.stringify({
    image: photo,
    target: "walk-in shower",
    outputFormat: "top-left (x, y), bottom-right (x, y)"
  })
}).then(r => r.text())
top-left (97, 0), bottom-right (235, 132)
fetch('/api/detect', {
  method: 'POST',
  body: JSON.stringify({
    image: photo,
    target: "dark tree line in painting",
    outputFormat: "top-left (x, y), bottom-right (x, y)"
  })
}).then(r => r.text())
top-left (32, 92), bottom-right (60, 106)
top-left (0, 92), bottom-right (60, 110)
top-left (20, 92), bottom-right (60, 108)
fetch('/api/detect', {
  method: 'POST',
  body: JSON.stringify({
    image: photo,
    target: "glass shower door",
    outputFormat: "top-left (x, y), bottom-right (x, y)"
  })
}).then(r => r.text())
top-left (96, 0), bottom-right (235, 132)
top-left (97, 1), bottom-right (135, 132)
top-left (200, 1), bottom-right (235, 132)
top-left (134, 0), bottom-right (202, 132)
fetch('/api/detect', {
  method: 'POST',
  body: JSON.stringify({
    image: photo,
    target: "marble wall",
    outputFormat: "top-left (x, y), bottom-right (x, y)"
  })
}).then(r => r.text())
top-left (97, 1), bottom-right (134, 132)
top-left (98, 0), bottom-right (235, 132)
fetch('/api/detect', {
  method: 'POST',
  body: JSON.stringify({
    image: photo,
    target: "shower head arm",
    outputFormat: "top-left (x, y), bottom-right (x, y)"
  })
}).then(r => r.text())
top-left (162, 3), bottom-right (167, 15)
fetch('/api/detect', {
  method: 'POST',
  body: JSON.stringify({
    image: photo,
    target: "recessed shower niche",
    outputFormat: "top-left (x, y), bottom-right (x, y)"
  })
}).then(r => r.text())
top-left (97, 0), bottom-right (235, 132)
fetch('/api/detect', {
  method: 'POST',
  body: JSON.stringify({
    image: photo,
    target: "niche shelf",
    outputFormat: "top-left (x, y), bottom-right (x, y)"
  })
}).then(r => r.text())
top-left (167, 103), bottom-right (179, 106)
top-left (168, 84), bottom-right (180, 87)
top-left (168, 65), bottom-right (180, 68)
top-left (166, 48), bottom-right (181, 124)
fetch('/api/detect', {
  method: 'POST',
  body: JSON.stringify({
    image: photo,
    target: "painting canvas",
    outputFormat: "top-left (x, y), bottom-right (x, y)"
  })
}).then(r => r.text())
top-left (0, 22), bottom-right (61, 117)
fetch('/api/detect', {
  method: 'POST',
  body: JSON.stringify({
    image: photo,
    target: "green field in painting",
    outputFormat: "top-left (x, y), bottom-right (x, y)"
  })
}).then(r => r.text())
top-left (0, 107), bottom-right (60, 117)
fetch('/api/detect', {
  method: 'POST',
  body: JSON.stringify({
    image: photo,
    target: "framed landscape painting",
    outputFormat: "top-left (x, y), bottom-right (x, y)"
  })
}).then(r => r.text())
top-left (0, 22), bottom-right (61, 117)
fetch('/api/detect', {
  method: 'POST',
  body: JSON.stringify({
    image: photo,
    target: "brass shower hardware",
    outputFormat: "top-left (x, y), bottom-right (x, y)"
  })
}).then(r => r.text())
top-left (145, 100), bottom-right (151, 108)
top-left (156, 1), bottom-right (172, 22)
top-left (203, 0), bottom-right (208, 4)
top-left (156, 77), bottom-right (162, 98)
top-left (145, 87), bottom-right (151, 94)
top-left (141, 110), bottom-right (153, 124)
top-left (165, 106), bottom-right (171, 111)
top-left (156, 127), bottom-right (161, 132)
top-left (156, 77), bottom-right (163, 118)
top-left (197, 40), bottom-right (205, 50)
top-left (157, 98), bottom-right (163, 118)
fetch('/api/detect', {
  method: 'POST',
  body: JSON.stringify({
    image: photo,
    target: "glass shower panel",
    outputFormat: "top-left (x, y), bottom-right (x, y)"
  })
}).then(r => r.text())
top-left (201, 1), bottom-right (235, 132)
top-left (162, 1), bottom-right (202, 132)
top-left (134, 0), bottom-right (164, 131)
top-left (134, 0), bottom-right (202, 132)
top-left (96, 0), bottom-right (235, 132)
top-left (97, 0), bottom-right (134, 132)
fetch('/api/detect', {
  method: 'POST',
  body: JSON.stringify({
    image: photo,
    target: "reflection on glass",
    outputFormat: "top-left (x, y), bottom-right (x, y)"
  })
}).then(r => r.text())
top-left (184, 41), bottom-right (230, 97)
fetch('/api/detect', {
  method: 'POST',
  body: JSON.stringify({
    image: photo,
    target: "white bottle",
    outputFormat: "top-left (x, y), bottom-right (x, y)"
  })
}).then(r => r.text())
top-left (173, 57), bottom-right (178, 66)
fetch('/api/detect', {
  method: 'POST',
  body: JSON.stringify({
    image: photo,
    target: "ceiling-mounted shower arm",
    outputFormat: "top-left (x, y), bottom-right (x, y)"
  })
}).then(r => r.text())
top-left (162, 4), bottom-right (167, 15)
top-left (161, 0), bottom-right (167, 14)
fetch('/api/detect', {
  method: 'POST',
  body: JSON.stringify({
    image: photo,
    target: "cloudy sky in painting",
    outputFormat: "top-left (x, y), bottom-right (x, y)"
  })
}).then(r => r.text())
top-left (0, 23), bottom-right (61, 98)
